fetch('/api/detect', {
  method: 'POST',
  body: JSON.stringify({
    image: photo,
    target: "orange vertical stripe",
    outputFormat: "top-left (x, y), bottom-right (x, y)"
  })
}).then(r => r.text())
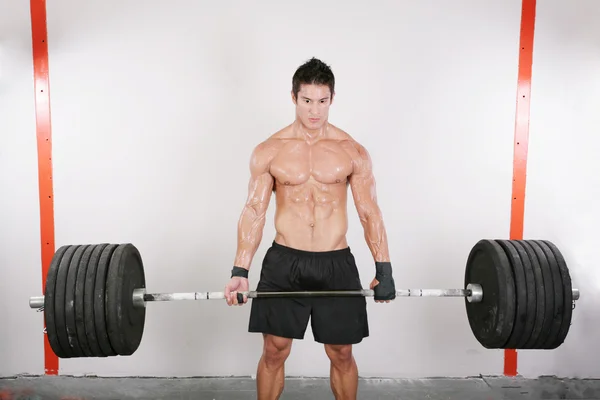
top-left (29, 0), bottom-right (59, 375)
top-left (505, 0), bottom-right (536, 376)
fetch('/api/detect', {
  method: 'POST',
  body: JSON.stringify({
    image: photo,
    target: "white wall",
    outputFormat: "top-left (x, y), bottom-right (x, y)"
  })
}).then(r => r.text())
top-left (519, 0), bottom-right (600, 379)
top-left (2, 0), bottom-right (594, 379)
top-left (0, 1), bottom-right (45, 376)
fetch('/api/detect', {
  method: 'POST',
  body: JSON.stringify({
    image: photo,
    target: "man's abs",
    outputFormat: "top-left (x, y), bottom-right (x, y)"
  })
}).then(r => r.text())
top-left (272, 179), bottom-right (350, 252)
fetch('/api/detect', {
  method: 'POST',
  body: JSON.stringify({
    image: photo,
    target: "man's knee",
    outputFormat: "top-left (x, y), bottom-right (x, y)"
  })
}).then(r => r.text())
top-left (324, 344), bottom-right (354, 368)
top-left (262, 334), bottom-right (293, 368)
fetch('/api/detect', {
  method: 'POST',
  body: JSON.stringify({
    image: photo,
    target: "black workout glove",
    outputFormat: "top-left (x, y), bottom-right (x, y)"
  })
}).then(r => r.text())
top-left (374, 262), bottom-right (396, 301)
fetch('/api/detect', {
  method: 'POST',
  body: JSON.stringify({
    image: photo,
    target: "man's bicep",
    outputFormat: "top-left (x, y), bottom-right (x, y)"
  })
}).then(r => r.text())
top-left (244, 141), bottom-right (275, 210)
top-left (349, 145), bottom-right (378, 213)
top-left (245, 171), bottom-right (274, 212)
top-left (350, 172), bottom-right (378, 219)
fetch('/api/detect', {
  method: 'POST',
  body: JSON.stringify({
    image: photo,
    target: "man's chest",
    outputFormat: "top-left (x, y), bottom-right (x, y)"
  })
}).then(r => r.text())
top-left (270, 141), bottom-right (354, 185)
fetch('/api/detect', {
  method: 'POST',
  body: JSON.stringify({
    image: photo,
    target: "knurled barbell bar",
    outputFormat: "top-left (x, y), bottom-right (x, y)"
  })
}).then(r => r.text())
top-left (27, 239), bottom-right (580, 358)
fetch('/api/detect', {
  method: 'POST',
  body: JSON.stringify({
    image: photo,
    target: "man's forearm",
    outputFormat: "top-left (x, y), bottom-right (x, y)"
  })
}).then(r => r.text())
top-left (360, 206), bottom-right (390, 263)
top-left (233, 203), bottom-right (268, 270)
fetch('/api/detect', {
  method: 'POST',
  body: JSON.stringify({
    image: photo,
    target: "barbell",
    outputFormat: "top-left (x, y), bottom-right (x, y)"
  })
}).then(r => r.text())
top-left (28, 239), bottom-right (580, 358)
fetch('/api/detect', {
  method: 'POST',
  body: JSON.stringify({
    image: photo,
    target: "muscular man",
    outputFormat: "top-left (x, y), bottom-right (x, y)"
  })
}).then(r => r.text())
top-left (224, 58), bottom-right (396, 400)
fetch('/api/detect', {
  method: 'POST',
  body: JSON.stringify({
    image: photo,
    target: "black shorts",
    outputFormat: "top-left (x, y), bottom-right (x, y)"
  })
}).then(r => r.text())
top-left (248, 241), bottom-right (369, 345)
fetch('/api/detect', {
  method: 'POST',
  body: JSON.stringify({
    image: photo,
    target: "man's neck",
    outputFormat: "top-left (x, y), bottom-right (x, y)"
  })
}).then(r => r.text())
top-left (293, 119), bottom-right (329, 144)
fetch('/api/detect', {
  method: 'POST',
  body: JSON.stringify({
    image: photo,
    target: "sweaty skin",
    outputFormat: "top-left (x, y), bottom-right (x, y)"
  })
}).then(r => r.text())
top-left (233, 123), bottom-right (390, 264)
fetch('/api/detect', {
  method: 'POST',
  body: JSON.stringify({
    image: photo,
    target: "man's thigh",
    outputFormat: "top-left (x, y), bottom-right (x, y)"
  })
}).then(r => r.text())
top-left (310, 296), bottom-right (369, 345)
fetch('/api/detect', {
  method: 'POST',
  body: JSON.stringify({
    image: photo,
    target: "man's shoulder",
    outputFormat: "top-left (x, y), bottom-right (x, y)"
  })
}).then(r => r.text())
top-left (248, 129), bottom-right (291, 174)
top-left (327, 127), bottom-right (372, 177)
top-left (331, 126), bottom-right (369, 160)
top-left (253, 134), bottom-right (287, 156)
top-left (253, 124), bottom-right (300, 155)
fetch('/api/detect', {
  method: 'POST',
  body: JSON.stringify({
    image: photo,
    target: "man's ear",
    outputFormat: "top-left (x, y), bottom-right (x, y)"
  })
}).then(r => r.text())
top-left (330, 92), bottom-right (335, 104)
top-left (291, 90), bottom-right (297, 105)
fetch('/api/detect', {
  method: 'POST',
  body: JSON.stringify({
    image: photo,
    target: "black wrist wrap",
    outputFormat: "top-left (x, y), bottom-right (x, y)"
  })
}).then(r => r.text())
top-left (374, 261), bottom-right (396, 300)
top-left (231, 266), bottom-right (249, 278)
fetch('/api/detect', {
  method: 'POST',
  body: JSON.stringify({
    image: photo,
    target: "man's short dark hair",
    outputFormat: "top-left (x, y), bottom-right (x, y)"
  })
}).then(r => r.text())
top-left (292, 57), bottom-right (335, 100)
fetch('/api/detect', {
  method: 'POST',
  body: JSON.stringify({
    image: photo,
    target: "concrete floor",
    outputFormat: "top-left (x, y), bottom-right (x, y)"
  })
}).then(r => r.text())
top-left (0, 375), bottom-right (599, 399)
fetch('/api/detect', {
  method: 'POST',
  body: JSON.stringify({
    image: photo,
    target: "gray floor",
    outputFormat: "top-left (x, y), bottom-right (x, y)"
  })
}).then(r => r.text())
top-left (0, 375), bottom-right (599, 399)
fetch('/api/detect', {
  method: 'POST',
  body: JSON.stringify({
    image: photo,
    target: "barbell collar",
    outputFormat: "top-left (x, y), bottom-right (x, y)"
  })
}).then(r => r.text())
top-left (29, 296), bottom-right (44, 309)
top-left (466, 283), bottom-right (483, 303)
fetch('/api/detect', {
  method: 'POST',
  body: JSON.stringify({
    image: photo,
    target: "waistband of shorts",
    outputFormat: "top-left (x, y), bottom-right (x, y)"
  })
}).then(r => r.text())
top-left (271, 241), bottom-right (351, 258)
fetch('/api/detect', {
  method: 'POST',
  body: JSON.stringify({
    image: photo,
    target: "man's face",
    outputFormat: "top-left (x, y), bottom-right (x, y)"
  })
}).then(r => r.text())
top-left (292, 84), bottom-right (334, 131)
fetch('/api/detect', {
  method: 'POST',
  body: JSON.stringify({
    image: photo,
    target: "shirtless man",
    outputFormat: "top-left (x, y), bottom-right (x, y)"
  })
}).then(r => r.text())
top-left (224, 58), bottom-right (396, 400)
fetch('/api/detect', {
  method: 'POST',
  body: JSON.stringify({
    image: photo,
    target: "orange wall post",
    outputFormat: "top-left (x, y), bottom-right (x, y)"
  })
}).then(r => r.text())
top-left (30, 0), bottom-right (59, 375)
top-left (506, 0), bottom-right (537, 377)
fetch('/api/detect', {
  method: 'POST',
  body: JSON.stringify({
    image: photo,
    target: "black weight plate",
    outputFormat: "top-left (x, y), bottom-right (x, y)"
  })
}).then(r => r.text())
top-left (507, 241), bottom-right (537, 349)
top-left (541, 240), bottom-right (573, 349)
top-left (517, 241), bottom-right (546, 348)
top-left (75, 245), bottom-right (96, 357)
top-left (106, 243), bottom-right (147, 355)
top-left (44, 245), bottom-right (70, 358)
top-left (85, 243), bottom-right (110, 357)
top-left (64, 244), bottom-right (91, 357)
top-left (495, 240), bottom-right (527, 349)
top-left (54, 244), bottom-right (81, 358)
top-left (94, 244), bottom-right (119, 356)
top-left (525, 241), bottom-right (556, 349)
top-left (464, 239), bottom-right (516, 349)
top-left (532, 240), bottom-right (565, 349)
